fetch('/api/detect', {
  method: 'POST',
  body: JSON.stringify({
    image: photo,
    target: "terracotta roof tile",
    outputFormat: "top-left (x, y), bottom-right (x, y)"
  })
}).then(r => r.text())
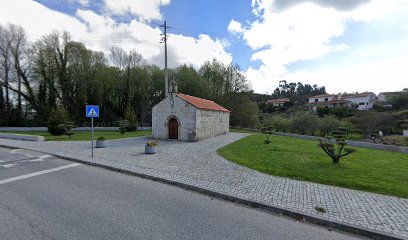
top-left (309, 94), bottom-right (336, 99)
top-left (306, 100), bottom-right (348, 105)
top-left (176, 93), bottom-right (231, 112)
top-left (266, 98), bottom-right (290, 104)
top-left (343, 92), bottom-right (375, 98)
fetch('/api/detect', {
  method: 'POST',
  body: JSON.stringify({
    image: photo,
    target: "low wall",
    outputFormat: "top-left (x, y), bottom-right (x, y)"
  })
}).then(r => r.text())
top-left (272, 132), bottom-right (325, 141)
top-left (0, 127), bottom-right (47, 131)
top-left (272, 132), bottom-right (408, 154)
top-left (0, 127), bottom-right (152, 131)
top-left (0, 133), bottom-right (44, 141)
top-left (345, 140), bottom-right (408, 154)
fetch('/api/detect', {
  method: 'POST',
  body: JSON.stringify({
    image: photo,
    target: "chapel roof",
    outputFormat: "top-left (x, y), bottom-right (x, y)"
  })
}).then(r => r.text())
top-left (176, 93), bottom-right (231, 112)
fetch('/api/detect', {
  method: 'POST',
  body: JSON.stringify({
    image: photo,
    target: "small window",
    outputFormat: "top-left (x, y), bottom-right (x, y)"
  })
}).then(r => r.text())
top-left (314, 99), bottom-right (318, 102)
top-left (359, 102), bottom-right (365, 105)
top-left (324, 98), bottom-right (328, 102)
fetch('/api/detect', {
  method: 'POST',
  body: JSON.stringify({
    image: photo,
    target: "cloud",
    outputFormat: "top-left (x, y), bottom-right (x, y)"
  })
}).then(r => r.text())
top-left (103, 0), bottom-right (170, 22)
top-left (78, 0), bottom-right (90, 7)
top-left (227, 20), bottom-right (244, 34)
top-left (242, 0), bottom-right (408, 93)
top-left (0, 0), bottom-right (231, 70)
top-left (264, 0), bottom-right (371, 12)
top-left (69, 0), bottom-right (90, 7)
top-left (0, 0), bottom-right (88, 38)
top-left (244, 2), bottom-right (349, 74)
top-left (284, 55), bottom-right (408, 94)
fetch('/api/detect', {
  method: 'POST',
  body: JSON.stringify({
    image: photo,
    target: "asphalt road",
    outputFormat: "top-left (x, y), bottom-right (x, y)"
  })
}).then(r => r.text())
top-left (0, 147), bottom-right (365, 240)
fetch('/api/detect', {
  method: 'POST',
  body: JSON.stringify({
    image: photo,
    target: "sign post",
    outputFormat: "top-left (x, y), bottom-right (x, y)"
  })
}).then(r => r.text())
top-left (86, 105), bottom-right (99, 158)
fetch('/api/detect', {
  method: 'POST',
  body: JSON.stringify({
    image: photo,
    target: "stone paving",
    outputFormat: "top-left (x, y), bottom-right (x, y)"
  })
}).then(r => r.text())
top-left (1, 133), bottom-right (408, 239)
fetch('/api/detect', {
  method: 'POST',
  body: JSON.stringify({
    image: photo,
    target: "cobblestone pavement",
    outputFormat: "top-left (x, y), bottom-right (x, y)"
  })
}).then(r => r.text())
top-left (1, 133), bottom-right (408, 239)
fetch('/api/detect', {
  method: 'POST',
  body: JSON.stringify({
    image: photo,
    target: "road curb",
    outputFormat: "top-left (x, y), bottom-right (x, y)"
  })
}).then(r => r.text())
top-left (0, 144), bottom-right (404, 240)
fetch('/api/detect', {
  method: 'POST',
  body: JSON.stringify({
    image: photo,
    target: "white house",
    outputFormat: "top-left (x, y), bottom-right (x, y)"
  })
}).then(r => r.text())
top-left (378, 90), bottom-right (407, 102)
top-left (306, 94), bottom-right (348, 111)
top-left (152, 93), bottom-right (230, 141)
top-left (307, 92), bottom-right (376, 111)
top-left (342, 92), bottom-right (376, 110)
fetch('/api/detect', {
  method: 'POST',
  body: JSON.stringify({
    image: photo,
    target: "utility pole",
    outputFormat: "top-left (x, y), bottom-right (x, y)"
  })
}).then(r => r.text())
top-left (160, 21), bottom-right (170, 97)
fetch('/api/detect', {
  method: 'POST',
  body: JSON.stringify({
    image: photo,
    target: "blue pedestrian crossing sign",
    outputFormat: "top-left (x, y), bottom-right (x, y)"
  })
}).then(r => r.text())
top-left (86, 105), bottom-right (99, 118)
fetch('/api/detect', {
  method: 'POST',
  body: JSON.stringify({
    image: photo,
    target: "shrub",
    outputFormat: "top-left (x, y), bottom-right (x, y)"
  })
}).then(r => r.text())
top-left (117, 120), bottom-right (130, 134)
top-left (97, 136), bottom-right (106, 141)
top-left (351, 111), bottom-right (397, 137)
top-left (47, 107), bottom-right (69, 136)
top-left (260, 126), bottom-right (273, 144)
top-left (266, 115), bottom-right (289, 132)
top-left (382, 135), bottom-right (408, 146)
top-left (289, 111), bottom-right (319, 135)
top-left (319, 116), bottom-right (341, 136)
top-left (124, 105), bottom-right (138, 132)
top-left (318, 131), bottom-right (355, 164)
top-left (59, 121), bottom-right (75, 138)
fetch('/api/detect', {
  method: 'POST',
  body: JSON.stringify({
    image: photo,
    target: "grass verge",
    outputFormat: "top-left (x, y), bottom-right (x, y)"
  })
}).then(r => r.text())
top-left (219, 133), bottom-right (408, 198)
top-left (0, 130), bottom-right (151, 141)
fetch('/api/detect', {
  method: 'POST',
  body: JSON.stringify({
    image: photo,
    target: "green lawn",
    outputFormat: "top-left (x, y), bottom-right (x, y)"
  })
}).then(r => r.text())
top-left (0, 130), bottom-right (151, 141)
top-left (219, 133), bottom-right (408, 198)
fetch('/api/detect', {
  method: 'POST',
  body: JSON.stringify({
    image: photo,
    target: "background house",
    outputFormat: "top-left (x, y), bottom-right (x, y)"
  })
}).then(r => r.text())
top-left (306, 94), bottom-right (347, 111)
top-left (342, 92), bottom-right (376, 110)
top-left (306, 92), bottom-right (376, 111)
top-left (378, 90), bottom-right (408, 102)
top-left (266, 98), bottom-right (290, 107)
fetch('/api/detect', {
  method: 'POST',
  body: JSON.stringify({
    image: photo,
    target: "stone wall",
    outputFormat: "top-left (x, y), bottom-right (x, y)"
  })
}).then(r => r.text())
top-left (0, 133), bottom-right (44, 141)
top-left (195, 109), bottom-right (229, 141)
top-left (152, 95), bottom-right (197, 141)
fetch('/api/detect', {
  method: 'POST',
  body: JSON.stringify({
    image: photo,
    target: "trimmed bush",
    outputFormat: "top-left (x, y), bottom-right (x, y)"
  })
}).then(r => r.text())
top-left (47, 107), bottom-right (69, 136)
top-left (124, 105), bottom-right (138, 132)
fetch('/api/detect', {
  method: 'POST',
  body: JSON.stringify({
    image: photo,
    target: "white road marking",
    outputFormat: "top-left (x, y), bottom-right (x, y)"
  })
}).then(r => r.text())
top-left (0, 163), bottom-right (81, 185)
top-left (21, 159), bottom-right (44, 163)
top-left (38, 155), bottom-right (52, 159)
top-left (28, 159), bottom-right (44, 162)
top-left (2, 164), bottom-right (16, 168)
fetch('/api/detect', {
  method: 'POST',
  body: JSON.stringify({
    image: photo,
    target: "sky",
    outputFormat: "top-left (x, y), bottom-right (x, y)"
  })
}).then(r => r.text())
top-left (0, 0), bottom-right (407, 94)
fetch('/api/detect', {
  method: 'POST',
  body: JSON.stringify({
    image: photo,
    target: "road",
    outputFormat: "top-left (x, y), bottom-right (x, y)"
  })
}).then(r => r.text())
top-left (0, 146), bottom-right (365, 240)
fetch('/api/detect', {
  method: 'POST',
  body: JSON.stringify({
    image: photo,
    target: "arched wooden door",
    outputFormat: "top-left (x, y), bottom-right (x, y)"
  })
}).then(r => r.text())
top-left (168, 118), bottom-right (178, 140)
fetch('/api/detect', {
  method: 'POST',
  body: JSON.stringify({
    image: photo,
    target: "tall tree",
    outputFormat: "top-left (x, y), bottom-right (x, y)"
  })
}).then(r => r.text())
top-left (0, 25), bottom-right (12, 124)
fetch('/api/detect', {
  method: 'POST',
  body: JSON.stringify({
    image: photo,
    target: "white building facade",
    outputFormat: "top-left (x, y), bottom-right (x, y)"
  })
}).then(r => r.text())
top-left (152, 93), bottom-right (230, 141)
top-left (343, 92), bottom-right (376, 110)
top-left (307, 92), bottom-right (376, 111)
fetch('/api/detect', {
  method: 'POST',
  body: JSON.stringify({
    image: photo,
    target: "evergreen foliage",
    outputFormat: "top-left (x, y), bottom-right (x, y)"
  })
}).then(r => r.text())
top-left (47, 107), bottom-right (69, 136)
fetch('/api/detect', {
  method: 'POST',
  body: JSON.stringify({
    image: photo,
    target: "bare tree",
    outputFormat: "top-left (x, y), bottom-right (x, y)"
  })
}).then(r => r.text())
top-left (0, 24), bottom-right (12, 123)
top-left (0, 24), bottom-right (37, 116)
top-left (109, 46), bottom-right (143, 111)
